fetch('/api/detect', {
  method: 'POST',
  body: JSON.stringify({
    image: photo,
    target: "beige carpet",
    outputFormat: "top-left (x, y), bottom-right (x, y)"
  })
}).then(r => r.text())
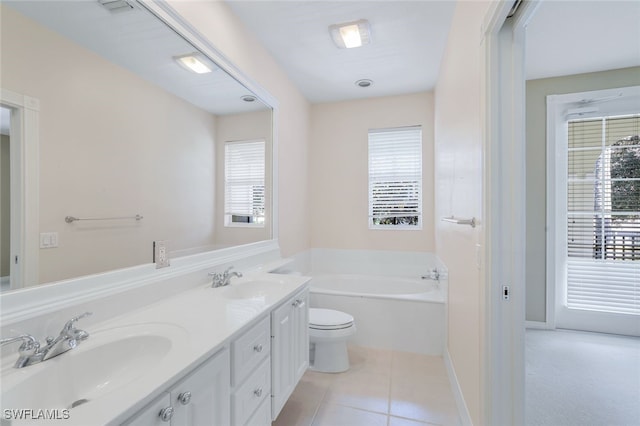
top-left (526, 329), bottom-right (640, 426)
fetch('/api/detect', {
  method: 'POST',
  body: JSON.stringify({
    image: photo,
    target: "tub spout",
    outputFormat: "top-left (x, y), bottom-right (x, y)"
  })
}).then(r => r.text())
top-left (421, 268), bottom-right (440, 281)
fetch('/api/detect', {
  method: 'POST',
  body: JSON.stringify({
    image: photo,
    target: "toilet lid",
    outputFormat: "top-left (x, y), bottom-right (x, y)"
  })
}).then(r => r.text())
top-left (309, 308), bottom-right (354, 330)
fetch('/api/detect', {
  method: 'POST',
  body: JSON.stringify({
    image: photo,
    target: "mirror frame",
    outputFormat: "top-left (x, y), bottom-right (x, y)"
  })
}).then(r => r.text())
top-left (0, 0), bottom-right (280, 324)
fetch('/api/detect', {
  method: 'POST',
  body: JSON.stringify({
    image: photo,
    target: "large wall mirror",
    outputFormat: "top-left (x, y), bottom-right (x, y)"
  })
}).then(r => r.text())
top-left (0, 0), bottom-right (274, 292)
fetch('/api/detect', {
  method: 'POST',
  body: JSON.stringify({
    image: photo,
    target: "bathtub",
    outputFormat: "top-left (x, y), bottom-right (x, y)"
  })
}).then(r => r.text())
top-left (309, 274), bottom-right (445, 355)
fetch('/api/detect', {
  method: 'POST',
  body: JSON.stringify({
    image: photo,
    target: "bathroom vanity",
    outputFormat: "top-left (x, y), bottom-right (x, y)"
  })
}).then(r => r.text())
top-left (0, 0), bottom-right (310, 422)
top-left (0, 261), bottom-right (310, 425)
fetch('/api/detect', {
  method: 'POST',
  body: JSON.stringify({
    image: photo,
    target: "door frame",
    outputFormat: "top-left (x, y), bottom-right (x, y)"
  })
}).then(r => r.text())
top-left (0, 89), bottom-right (40, 289)
top-left (481, 1), bottom-right (541, 424)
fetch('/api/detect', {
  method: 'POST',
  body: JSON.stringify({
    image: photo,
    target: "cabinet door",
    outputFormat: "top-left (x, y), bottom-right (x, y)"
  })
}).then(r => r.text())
top-left (172, 348), bottom-right (230, 426)
top-left (122, 393), bottom-right (173, 426)
top-left (271, 297), bottom-right (295, 419)
top-left (292, 289), bottom-right (309, 383)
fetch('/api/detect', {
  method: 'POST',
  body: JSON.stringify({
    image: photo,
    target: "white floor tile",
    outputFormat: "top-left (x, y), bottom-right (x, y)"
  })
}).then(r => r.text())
top-left (276, 346), bottom-right (461, 426)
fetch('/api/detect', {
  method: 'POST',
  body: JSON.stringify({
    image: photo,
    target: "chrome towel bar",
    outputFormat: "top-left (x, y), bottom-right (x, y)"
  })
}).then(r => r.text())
top-left (65, 214), bottom-right (143, 223)
top-left (441, 216), bottom-right (477, 228)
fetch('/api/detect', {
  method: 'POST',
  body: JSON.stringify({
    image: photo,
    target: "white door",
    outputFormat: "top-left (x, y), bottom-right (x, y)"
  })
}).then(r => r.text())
top-left (548, 87), bottom-right (640, 336)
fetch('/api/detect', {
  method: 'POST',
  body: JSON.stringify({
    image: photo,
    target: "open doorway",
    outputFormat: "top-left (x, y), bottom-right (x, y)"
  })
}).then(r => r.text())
top-left (523, 1), bottom-right (640, 425)
top-left (0, 89), bottom-right (40, 291)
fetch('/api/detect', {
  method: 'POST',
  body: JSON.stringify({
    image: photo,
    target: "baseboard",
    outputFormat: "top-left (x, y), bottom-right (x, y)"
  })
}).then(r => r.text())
top-left (444, 348), bottom-right (473, 426)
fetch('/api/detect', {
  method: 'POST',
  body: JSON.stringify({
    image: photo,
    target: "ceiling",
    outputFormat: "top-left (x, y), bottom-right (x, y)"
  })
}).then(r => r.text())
top-left (227, 0), bottom-right (640, 104)
top-left (526, 0), bottom-right (640, 80)
top-left (226, 0), bottom-right (456, 103)
top-left (4, 0), bottom-right (268, 116)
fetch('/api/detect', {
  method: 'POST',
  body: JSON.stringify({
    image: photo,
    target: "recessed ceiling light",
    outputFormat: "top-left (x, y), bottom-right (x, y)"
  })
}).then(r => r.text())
top-left (241, 95), bottom-right (257, 103)
top-left (174, 53), bottom-right (213, 74)
top-left (355, 79), bottom-right (373, 88)
top-left (329, 19), bottom-right (371, 49)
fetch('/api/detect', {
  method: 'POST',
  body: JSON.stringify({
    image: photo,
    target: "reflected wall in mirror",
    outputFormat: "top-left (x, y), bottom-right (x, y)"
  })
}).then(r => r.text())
top-left (0, 0), bottom-right (273, 290)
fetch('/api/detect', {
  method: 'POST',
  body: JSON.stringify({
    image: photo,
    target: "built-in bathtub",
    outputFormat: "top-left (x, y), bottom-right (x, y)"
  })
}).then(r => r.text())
top-left (309, 273), bottom-right (445, 355)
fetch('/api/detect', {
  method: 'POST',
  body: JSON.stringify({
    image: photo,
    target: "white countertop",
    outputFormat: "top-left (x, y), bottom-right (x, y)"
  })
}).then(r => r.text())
top-left (0, 270), bottom-right (310, 425)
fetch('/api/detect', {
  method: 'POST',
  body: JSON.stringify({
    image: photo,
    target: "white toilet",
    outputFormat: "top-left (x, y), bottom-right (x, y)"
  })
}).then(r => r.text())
top-left (308, 308), bottom-right (356, 373)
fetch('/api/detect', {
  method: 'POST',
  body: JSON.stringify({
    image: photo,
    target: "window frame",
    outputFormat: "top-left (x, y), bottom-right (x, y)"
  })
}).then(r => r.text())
top-left (547, 86), bottom-right (640, 335)
top-left (367, 125), bottom-right (423, 230)
top-left (223, 139), bottom-right (266, 228)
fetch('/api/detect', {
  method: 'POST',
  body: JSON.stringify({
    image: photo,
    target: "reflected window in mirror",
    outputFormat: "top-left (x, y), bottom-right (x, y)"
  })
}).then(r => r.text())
top-left (0, 1), bottom-right (274, 289)
top-left (224, 140), bottom-right (266, 227)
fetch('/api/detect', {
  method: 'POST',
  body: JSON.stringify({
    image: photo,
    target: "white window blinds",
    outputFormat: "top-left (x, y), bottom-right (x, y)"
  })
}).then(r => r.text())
top-left (224, 140), bottom-right (265, 226)
top-left (368, 126), bottom-right (422, 228)
top-left (566, 115), bottom-right (640, 315)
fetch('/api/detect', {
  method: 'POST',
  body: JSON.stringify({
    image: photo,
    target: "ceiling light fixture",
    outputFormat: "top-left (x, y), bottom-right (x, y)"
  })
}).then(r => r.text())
top-left (241, 95), bottom-right (257, 103)
top-left (174, 53), bottom-right (213, 74)
top-left (355, 79), bottom-right (373, 88)
top-left (329, 19), bottom-right (371, 49)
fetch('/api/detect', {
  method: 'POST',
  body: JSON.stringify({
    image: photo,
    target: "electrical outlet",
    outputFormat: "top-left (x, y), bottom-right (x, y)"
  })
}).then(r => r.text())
top-left (154, 240), bottom-right (170, 269)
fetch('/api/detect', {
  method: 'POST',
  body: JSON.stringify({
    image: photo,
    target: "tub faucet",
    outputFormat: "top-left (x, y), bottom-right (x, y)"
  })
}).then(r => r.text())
top-left (209, 266), bottom-right (243, 288)
top-left (421, 268), bottom-right (440, 281)
top-left (0, 312), bottom-right (92, 369)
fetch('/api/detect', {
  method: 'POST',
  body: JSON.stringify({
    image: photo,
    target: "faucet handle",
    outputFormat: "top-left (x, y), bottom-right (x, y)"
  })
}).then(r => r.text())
top-left (1, 335), bottom-right (40, 353)
top-left (63, 312), bottom-right (92, 332)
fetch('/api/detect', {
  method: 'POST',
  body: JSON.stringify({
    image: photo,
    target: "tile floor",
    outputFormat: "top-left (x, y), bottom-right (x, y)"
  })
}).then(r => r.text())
top-left (273, 346), bottom-right (461, 426)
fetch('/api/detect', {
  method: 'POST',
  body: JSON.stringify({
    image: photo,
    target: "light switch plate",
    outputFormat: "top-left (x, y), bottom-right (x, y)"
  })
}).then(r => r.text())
top-left (153, 240), bottom-right (170, 268)
top-left (40, 232), bottom-right (59, 249)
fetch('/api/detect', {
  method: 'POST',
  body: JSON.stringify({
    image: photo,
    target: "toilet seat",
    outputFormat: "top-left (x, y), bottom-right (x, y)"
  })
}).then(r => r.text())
top-left (309, 308), bottom-right (354, 330)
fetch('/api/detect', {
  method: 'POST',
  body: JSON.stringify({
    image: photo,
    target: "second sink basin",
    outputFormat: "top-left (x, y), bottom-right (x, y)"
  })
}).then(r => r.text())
top-left (218, 279), bottom-right (287, 299)
top-left (1, 323), bottom-right (187, 413)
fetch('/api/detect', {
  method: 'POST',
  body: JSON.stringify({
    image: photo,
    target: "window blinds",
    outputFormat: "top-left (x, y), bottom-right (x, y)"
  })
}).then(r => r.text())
top-left (368, 126), bottom-right (422, 227)
top-left (566, 115), bottom-right (639, 315)
top-left (224, 140), bottom-right (265, 223)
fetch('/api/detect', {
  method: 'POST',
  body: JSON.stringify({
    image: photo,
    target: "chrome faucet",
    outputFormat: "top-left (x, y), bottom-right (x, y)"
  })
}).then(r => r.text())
top-left (421, 268), bottom-right (441, 281)
top-left (0, 312), bottom-right (92, 369)
top-left (0, 335), bottom-right (40, 369)
top-left (209, 266), bottom-right (243, 288)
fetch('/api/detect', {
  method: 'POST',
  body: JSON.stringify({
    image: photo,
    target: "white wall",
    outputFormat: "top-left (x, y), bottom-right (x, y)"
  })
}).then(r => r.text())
top-left (1, 6), bottom-right (219, 284)
top-left (525, 66), bottom-right (640, 322)
top-left (434, 2), bottom-right (492, 424)
top-left (166, 0), bottom-right (312, 258)
top-left (309, 92), bottom-right (435, 251)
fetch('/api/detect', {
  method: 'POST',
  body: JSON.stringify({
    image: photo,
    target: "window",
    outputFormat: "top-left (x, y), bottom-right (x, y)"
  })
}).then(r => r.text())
top-left (368, 126), bottom-right (422, 229)
top-left (566, 114), bottom-right (639, 315)
top-left (224, 140), bottom-right (265, 227)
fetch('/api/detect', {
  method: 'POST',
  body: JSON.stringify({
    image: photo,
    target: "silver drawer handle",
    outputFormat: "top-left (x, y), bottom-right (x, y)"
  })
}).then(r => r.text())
top-left (253, 344), bottom-right (263, 353)
top-left (254, 388), bottom-right (263, 397)
top-left (158, 406), bottom-right (174, 422)
top-left (178, 391), bottom-right (192, 405)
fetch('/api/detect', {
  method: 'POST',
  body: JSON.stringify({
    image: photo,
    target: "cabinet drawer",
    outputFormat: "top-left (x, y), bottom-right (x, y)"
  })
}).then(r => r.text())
top-left (231, 316), bottom-right (270, 386)
top-left (232, 357), bottom-right (271, 426)
top-left (244, 394), bottom-right (271, 426)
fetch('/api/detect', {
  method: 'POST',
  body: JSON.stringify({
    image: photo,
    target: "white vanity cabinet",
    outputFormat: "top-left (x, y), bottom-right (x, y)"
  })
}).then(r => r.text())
top-left (123, 348), bottom-right (230, 426)
top-left (122, 283), bottom-right (309, 426)
top-left (230, 316), bottom-right (271, 426)
top-left (271, 288), bottom-right (309, 419)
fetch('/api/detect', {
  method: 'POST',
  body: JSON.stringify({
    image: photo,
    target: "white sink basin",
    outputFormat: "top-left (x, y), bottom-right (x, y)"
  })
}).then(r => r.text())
top-left (218, 279), bottom-right (287, 299)
top-left (1, 323), bottom-right (187, 413)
